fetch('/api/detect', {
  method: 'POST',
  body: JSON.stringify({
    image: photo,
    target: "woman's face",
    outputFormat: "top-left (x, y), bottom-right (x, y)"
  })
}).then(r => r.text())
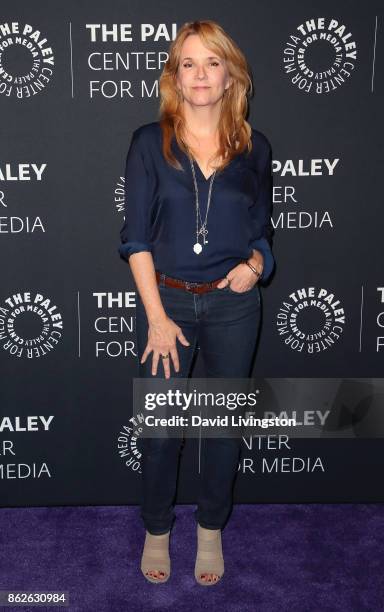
top-left (175, 34), bottom-right (232, 108)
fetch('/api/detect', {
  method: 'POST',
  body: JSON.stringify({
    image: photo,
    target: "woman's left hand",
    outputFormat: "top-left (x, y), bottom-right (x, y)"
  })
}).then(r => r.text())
top-left (216, 252), bottom-right (263, 292)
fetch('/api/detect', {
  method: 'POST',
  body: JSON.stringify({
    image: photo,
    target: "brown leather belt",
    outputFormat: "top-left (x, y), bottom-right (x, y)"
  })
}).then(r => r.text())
top-left (155, 270), bottom-right (224, 294)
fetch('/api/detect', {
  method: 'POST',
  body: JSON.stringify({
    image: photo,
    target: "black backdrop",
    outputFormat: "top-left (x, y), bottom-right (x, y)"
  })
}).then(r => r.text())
top-left (1, 1), bottom-right (384, 507)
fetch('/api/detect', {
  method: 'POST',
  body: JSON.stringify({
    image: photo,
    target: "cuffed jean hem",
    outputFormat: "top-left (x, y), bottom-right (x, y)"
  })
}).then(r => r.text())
top-left (140, 510), bottom-right (176, 535)
top-left (145, 527), bottom-right (172, 535)
top-left (193, 508), bottom-right (232, 531)
top-left (196, 521), bottom-right (223, 530)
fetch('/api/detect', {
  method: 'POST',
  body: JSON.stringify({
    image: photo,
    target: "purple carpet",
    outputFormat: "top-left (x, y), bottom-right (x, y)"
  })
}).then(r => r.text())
top-left (0, 504), bottom-right (383, 611)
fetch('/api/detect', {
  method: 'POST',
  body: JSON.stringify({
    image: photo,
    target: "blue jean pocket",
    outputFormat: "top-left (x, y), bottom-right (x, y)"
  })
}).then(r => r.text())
top-left (219, 283), bottom-right (259, 296)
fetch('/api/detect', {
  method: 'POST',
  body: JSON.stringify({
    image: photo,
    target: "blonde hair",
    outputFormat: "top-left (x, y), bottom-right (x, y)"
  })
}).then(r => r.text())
top-left (158, 20), bottom-right (254, 173)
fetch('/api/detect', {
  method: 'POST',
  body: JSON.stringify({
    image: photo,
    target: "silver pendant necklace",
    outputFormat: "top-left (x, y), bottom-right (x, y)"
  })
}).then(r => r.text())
top-left (188, 151), bottom-right (216, 254)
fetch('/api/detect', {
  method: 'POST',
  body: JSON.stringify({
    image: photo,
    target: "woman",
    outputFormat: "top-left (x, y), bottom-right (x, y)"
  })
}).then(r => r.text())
top-left (118, 20), bottom-right (275, 585)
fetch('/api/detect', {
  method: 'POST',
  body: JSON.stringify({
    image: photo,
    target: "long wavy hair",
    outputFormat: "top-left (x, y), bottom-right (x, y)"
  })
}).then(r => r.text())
top-left (158, 20), bottom-right (254, 174)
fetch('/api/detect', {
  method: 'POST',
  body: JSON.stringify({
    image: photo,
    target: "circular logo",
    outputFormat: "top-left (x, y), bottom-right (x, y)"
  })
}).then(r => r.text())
top-left (0, 22), bottom-right (55, 99)
top-left (117, 413), bottom-right (145, 473)
top-left (283, 17), bottom-right (357, 94)
top-left (276, 287), bottom-right (346, 353)
top-left (0, 292), bottom-right (63, 358)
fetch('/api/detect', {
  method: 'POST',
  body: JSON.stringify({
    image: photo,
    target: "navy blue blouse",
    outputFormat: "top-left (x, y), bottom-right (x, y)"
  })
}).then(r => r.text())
top-left (118, 121), bottom-right (275, 283)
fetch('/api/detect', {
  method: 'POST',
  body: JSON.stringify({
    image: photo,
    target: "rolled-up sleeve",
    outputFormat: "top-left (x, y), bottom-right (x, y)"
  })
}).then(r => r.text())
top-left (248, 141), bottom-right (275, 283)
top-left (118, 129), bottom-right (153, 262)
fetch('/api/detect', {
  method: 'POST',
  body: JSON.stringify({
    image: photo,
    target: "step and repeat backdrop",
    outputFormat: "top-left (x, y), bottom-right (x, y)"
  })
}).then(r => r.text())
top-left (1, 1), bottom-right (384, 507)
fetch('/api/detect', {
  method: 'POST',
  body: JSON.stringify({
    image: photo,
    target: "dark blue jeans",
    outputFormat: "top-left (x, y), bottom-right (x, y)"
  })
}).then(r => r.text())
top-left (135, 275), bottom-right (261, 534)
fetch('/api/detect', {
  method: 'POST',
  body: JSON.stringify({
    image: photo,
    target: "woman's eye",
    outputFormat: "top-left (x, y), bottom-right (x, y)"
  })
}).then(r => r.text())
top-left (182, 61), bottom-right (220, 68)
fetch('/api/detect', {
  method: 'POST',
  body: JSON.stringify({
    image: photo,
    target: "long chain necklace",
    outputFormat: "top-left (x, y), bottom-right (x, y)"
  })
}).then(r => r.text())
top-left (187, 151), bottom-right (217, 255)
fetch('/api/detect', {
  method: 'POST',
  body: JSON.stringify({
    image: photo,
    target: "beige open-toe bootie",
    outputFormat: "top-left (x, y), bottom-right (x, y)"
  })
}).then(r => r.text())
top-left (140, 530), bottom-right (171, 584)
top-left (194, 524), bottom-right (224, 586)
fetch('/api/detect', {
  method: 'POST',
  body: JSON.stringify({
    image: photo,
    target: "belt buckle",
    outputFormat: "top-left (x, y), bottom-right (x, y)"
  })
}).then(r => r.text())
top-left (185, 281), bottom-right (193, 293)
top-left (185, 280), bottom-right (201, 293)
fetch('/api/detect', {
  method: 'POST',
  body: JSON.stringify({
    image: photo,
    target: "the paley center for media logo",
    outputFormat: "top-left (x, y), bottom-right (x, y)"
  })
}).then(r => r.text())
top-left (283, 17), bottom-right (357, 94)
top-left (0, 21), bottom-right (55, 99)
top-left (0, 292), bottom-right (63, 358)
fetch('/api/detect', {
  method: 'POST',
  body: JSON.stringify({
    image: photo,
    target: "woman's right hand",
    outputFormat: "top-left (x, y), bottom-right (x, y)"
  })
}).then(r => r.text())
top-left (140, 315), bottom-right (190, 379)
